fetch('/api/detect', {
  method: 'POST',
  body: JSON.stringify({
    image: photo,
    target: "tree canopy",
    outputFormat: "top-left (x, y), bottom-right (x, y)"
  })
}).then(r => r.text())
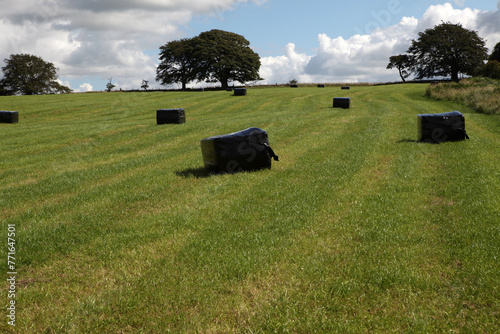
top-left (156, 38), bottom-right (201, 90)
top-left (386, 54), bottom-right (413, 82)
top-left (489, 42), bottom-right (500, 62)
top-left (0, 54), bottom-right (71, 95)
top-left (156, 30), bottom-right (262, 89)
top-left (406, 22), bottom-right (487, 82)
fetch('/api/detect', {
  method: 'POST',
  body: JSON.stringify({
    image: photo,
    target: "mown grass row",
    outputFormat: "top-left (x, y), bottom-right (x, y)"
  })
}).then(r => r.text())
top-left (1, 85), bottom-right (499, 332)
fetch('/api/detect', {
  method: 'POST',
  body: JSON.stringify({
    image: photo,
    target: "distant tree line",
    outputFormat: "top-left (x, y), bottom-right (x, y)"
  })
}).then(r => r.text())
top-left (3, 25), bottom-right (499, 96)
top-left (387, 22), bottom-right (500, 82)
top-left (156, 29), bottom-right (262, 90)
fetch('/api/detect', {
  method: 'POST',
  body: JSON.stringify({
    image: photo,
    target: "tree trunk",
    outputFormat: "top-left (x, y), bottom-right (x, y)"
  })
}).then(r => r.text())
top-left (399, 68), bottom-right (406, 82)
top-left (221, 79), bottom-right (228, 90)
top-left (451, 69), bottom-right (459, 82)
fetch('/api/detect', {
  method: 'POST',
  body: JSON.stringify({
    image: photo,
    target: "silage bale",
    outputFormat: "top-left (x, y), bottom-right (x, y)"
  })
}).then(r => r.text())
top-left (200, 127), bottom-right (279, 173)
top-left (290, 84), bottom-right (298, 88)
top-left (157, 108), bottom-right (186, 125)
top-left (318, 84), bottom-right (325, 88)
top-left (333, 97), bottom-right (350, 109)
top-left (0, 111), bottom-right (19, 123)
top-left (341, 86), bottom-right (350, 90)
top-left (234, 88), bottom-right (247, 96)
top-left (418, 111), bottom-right (469, 143)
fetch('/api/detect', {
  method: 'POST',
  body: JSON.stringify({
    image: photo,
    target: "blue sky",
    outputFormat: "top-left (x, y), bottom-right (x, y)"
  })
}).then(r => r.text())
top-left (187, 0), bottom-right (498, 56)
top-left (0, 0), bottom-right (499, 91)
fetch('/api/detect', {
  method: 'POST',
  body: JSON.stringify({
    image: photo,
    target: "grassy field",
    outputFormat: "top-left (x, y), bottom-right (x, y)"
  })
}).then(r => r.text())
top-left (1, 84), bottom-right (499, 333)
top-left (426, 77), bottom-right (500, 115)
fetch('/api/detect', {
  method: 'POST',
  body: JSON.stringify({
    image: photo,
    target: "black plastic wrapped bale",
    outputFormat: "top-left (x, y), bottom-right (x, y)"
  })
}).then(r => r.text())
top-left (317, 84), bottom-right (325, 88)
top-left (341, 86), bottom-right (350, 90)
top-left (157, 108), bottom-right (185, 125)
top-left (333, 97), bottom-right (350, 109)
top-left (234, 88), bottom-right (247, 96)
top-left (0, 111), bottom-right (18, 124)
top-left (290, 84), bottom-right (298, 88)
top-left (418, 111), bottom-right (469, 143)
top-left (200, 127), bottom-right (279, 173)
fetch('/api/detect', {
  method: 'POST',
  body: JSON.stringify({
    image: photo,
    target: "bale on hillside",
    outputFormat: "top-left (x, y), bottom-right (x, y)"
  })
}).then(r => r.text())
top-left (0, 111), bottom-right (19, 124)
top-left (157, 108), bottom-right (186, 125)
top-left (200, 127), bottom-right (279, 173)
top-left (333, 97), bottom-right (350, 109)
top-left (418, 111), bottom-right (469, 143)
top-left (234, 88), bottom-right (247, 96)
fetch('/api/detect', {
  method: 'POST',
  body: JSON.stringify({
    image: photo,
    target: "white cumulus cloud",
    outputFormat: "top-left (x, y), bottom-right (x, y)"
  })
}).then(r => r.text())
top-left (75, 83), bottom-right (94, 92)
top-left (0, 0), bottom-right (266, 90)
top-left (259, 3), bottom-right (500, 84)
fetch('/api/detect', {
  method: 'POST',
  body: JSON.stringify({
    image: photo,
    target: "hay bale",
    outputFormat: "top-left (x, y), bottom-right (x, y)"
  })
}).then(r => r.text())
top-left (290, 84), bottom-right (298, 88)
top-left (233, 88), bottom-right (247, 96)
top-left (0, 111), bottom-right (19, 123)
top-left (317, 84), bottom-right (325, 88)
top-left (333, 97), bottom-right (350, 109)
top-left (157, 108), bottom-right (185, 124)
top-left (418, 111), bottom-right (469, 143)
top-left (200, 127), bottom-right (279, 173)
top-left (341, 86), bottom-right (350, 90)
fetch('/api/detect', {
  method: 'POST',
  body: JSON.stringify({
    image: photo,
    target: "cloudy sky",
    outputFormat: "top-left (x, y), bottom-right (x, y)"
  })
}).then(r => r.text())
top-left (0, 0), bottom-right (499, 91)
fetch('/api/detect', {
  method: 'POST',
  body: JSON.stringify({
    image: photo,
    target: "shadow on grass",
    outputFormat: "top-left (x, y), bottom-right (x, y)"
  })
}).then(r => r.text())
top-left (175, 167), bottom-right (215, 179)
top-left (397, 138), bottom-right (420, 143)
top-left (176, 166), bottom-right (270, 178)
top-left (396, 138), bottom-right (440, 144)
top-left (398, 138), bottom-right (453, 144)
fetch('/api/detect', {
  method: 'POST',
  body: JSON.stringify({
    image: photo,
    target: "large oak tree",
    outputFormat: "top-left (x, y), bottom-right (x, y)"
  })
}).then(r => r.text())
top-left (156, 30), bottom-right (262, 89)
top-left (0, 54), bottom-right (71, 95)
top-left (156, 38), bottom-right (200, 90)
top-left (407, 22), bottom-right (487, 82)
top-left (195, 29), bottom-right (262, 89)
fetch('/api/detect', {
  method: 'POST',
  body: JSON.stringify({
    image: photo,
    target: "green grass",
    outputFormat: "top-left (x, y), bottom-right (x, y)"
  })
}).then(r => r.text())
top-left (426, 77), bottom-right (500, 115)
top-left (1, 85), bottom-right (499, 333)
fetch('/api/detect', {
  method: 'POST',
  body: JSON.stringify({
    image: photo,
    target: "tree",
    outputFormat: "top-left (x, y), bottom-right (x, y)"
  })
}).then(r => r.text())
top-left (156, 38), bottom-right (200, 90)
top-left (106, 78), bottom-right (116, 92)
top-left (386, 54), bottom-right (413, 82)
top-left (483, 60), bottom-right (500, 79)
top-left (141, 80), bottom-right (149, 90)
top-left (0, 54), bottom-right (71, 95)
top-left (407, 22), bottom-right (488, 82)
top-left (194, 29), bottom-right (262, 89)
top-left (489, 42), bottom-right (500, 62)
